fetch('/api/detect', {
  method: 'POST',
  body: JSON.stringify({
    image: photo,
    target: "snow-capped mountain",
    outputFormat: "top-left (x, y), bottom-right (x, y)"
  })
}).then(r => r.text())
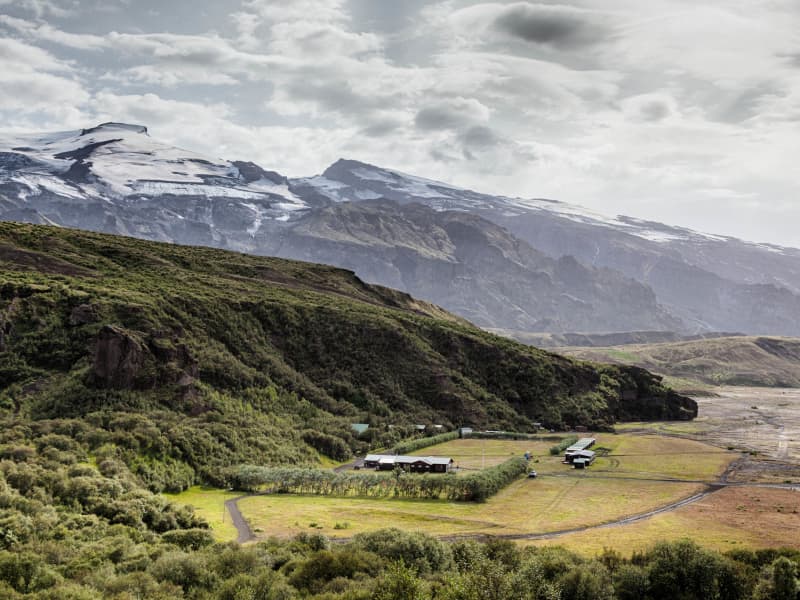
top-left (298, 159), bottom-right (800, 334)
top-left (0, 123), bottom-right (308, 250)
top-left (2, 124), bottom-right (800, 336)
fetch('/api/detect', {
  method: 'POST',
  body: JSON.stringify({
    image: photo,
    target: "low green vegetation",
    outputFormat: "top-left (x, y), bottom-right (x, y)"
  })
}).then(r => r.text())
top-left (0, 222), bottom-right (694, 495)
top-left (5, 525), bottom-right (788, 599)
top-left (564, 336), bottom-right (800, 389)
top-left (229, 457), bottom-right (528, 502)
top-left (2, 223), bottom-right (748, 598)
top-left (391, 430), bottom-right (459, 454)
top-left (549, 435), bottom-right (579, 456)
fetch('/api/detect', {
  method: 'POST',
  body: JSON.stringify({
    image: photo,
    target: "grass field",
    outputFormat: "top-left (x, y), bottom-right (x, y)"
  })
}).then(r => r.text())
top-left (164, 413), bottom-right (800, 555)
top-left (411, 434), bottom-right (734, 480)
top-left (236, 478), bottom-right (705, 539)
top-left (409, 437), bottom-right (557, 470)
top-left (528, 486), bottom-right (800, 556)
top-left (164, 486), bottom-right (241, 542)
top-left (237, 433), bottom-right (732, 540)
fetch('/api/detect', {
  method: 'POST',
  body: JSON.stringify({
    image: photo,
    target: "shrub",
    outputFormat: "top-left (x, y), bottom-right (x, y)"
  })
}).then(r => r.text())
top-left (549, 436), bottom-right (579, 456)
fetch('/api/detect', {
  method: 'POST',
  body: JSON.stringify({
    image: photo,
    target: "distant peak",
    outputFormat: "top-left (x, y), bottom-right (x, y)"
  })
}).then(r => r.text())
top-left (80, 122), bottom-right (149, 136)
top-left (324, 157), bottom-right (381, 175)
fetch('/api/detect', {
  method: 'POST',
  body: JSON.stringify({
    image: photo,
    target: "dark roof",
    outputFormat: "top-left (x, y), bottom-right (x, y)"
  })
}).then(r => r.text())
top-left (363, 454), bottom-right (453, 466)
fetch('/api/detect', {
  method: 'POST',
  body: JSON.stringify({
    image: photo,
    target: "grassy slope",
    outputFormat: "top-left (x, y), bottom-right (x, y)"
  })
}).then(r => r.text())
top-left (563, 336), bottom-right (800, 389)
top-left (0, 223), bottom-right (694, 490)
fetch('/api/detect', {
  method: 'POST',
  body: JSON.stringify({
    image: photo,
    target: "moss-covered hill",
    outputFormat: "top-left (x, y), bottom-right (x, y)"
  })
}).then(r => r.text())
top-left (0, 222), bottom-right (695, 490)
top-left (563, 336), bottom-right (800, 389)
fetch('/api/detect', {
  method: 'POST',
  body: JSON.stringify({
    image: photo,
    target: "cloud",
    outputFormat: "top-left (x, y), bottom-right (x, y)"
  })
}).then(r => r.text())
top-left (0, 38), bottom-right (88, 120)
top-left (3, 0), bottom-right (800, 246)
top-left (414, 97), bottom-right (490, 130)
top-left (0, 15), bottom-right (108, 49)
top-left (492, 2), bottom-right (611, 49)
top-left (620, 93), bottom-right (678, 122)
top-left (0, 0), bottom-right (73, 19)
top-left (459, 125), bottom-right (501, 149)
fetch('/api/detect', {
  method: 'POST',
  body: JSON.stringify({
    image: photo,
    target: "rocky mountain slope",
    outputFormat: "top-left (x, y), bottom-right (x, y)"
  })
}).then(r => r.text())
top-left (267, 199), bottom-right (680, 332)
top-left (2, 123), bottom-right (799, 335)
top-left (311, 159), bottom-right (800, 335)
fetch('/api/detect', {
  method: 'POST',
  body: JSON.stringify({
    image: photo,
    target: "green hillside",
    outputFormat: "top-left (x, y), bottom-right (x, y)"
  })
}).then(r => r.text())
top-left (0, 223), bottom-right (694, 493)
top-left (564, 336), bottom-right (800, 389)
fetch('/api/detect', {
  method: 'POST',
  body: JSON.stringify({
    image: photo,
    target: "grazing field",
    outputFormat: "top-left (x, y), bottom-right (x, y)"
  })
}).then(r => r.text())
top-left (409, 437), bottom-right (558, 470)
top-left (235, 433), bottom-right (731, 540)
top-left (166, 393), bottom-right (800, 555)
top-left (529, 486), bottom-right (800, 556)
top-left (236, 477), bottom-right (705, 539)
top-left (164, 486), bottom-right (240, 542)
top-left (411, 434), bottom-right (734, 480)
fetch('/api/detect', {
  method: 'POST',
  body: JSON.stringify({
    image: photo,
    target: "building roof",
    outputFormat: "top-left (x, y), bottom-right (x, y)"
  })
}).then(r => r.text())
top-left (564, 438), bottom-right (596, 453)
top-left (363, 454), bottom-right (453, 466)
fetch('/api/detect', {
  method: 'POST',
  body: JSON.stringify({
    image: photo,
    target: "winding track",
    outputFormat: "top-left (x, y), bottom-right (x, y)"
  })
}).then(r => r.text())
top-left (225, 495), bottom-right (255, 544)
top-left (224, 459), bottom-right (800, 545)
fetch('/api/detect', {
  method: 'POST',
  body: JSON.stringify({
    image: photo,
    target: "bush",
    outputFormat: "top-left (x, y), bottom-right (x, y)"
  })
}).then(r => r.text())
top-left (549, 436), bottom-right (578, 456)
top-left (392, 432), bottom-right (458, 455)
top-left (161, 528), bottom-right (214, 551)
top-left (354, 529), bottom-right (452, 575)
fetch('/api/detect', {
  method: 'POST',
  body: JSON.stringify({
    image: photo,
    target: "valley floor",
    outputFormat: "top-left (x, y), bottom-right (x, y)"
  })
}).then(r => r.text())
top-left (167, 387), bottom-right (800, 556)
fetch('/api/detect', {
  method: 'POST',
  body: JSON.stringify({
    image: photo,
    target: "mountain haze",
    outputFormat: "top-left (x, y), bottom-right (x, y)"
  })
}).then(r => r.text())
top-left (2, 124), bottom-right (799, 336)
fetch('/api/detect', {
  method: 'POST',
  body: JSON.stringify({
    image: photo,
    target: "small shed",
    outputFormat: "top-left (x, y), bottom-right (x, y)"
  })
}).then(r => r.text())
top-left (351, 423), bottom-right (370, 434)
top-left (566, 449), bottom-right (596, 465)
top-left (563, 438), bottom-right (596, 462)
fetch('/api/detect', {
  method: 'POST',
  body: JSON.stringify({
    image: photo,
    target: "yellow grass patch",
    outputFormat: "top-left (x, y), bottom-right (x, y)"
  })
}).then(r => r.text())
top-left (415, 434), bottom-right (734, 481)
top-left (527, 486), bottom-right (800, 556)
top-left (164, 486), bottom-right (241, 542)
top-left (237, 477), bottom-right (704, 540)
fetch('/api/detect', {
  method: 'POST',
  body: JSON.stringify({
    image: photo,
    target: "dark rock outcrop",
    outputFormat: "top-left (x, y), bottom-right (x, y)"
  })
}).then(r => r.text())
top-left (69, 304), bottom-right (97, 326)
top-left (91, 325), bottom-right (148, 389)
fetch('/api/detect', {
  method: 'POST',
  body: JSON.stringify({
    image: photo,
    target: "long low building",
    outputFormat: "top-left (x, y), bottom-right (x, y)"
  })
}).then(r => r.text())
top-left (567, 449), bottom-right (596, 467)
top-left (362, 454), bottom-right (454, 473)
top-left (564, 438), bottom-right (596, 464)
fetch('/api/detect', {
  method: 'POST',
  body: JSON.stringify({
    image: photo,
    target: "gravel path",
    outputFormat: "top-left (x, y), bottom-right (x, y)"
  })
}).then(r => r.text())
top-left (225, 495), bottom-right (255, 544)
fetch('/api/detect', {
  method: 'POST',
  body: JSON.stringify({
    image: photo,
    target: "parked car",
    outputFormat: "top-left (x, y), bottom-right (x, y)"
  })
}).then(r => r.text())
top-left (528, 470), bottom-right (538, 478)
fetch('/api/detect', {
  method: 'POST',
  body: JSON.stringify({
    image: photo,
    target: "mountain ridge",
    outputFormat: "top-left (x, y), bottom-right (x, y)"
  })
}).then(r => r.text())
top-left (2, 123), bottom-right (799, 336)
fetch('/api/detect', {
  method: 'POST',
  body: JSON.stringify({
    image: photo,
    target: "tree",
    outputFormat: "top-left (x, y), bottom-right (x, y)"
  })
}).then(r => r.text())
top-left (372, 561), bottom-right (430, 600)
top-left (754, 557), bottom-right (799, 600)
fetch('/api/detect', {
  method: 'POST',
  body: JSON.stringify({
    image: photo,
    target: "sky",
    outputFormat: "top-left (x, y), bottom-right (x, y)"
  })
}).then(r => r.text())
top-left (1, 0), bottom-right (799, 246)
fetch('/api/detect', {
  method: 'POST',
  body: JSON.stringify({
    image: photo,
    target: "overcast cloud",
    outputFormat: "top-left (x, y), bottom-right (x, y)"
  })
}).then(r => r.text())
top-left (1, 0), bottom-right (799, 246)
